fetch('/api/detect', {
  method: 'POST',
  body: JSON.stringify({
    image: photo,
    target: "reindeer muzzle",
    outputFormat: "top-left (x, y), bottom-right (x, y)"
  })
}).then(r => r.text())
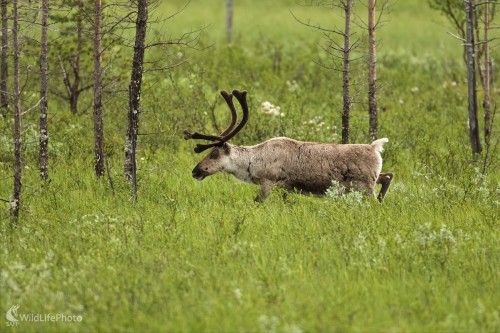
top-left (191, 164), bottom-right (208, 181)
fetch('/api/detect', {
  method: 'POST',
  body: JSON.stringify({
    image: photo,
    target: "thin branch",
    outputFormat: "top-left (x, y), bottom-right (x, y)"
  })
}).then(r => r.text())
top-left (448, 31), bottom-right (466, 42)
top-left (143, 60), bottom-right (187, 73)
top-left (290, 9), bottom-right (344, 35)
top-left (21, 97), bottom-right (42, 116)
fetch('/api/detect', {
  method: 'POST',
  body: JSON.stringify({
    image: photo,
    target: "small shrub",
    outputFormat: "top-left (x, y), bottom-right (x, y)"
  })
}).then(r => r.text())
top-left (325, 180), bottom-right (369, 207)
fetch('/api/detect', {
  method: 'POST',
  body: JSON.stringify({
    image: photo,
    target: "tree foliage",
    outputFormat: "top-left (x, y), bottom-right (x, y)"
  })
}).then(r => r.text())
top-left (429, 0), bottom-right (497, 156)
top-left (428, 0), bottom-right (465, 36)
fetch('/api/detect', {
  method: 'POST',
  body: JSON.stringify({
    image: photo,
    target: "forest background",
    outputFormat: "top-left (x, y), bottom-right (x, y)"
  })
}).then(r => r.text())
top-left (1, 0), bottom-right (499, 332)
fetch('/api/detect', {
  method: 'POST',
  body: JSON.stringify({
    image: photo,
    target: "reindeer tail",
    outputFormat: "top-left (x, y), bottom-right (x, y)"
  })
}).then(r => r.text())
top-left (371, 138), bottom-right (389, 153)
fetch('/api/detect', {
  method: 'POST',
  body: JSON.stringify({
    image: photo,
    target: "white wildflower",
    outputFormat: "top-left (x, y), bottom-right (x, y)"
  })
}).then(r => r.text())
top-left (260, 101), bottom-right (284, 117)
top-left (303, 116), bottom-right (325, 132)
top-left (258, 315), bottom-right (279, 333)
top-left (283, 324), bottom-right (303, 333)
top-left (233, 288), bottom-right (242, 301)
top-left (286, 79), bottom-right (300, 92)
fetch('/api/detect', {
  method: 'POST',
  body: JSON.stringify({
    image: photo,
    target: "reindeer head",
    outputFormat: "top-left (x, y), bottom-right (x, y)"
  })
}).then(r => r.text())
top-left (184, 89), bottom-right (249, 181)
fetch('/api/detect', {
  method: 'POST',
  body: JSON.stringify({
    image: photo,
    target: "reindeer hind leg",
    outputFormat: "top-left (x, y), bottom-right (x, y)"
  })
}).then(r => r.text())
top-left (376, 172), bottom-right (394, 202)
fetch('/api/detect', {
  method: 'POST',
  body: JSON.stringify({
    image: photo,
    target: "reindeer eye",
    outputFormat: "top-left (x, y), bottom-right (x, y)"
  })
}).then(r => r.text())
top-left (210, 149), bottom-right (220, 159)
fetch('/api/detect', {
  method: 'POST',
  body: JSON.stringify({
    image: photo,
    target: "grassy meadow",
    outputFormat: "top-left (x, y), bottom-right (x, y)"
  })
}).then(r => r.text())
top-left (1, 0), bottom-right (499, 332)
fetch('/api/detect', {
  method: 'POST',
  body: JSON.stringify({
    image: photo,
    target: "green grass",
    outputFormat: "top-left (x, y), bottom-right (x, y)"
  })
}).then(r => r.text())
top-left (1, 0), bottom-right (499, 332)
top-left (1, 150), bottom-right (499, 332)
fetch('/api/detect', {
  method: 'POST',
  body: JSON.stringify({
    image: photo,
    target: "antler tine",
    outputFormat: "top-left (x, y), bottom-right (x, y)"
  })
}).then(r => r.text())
top-left (193, 142), bottom-right (223, 153)
top-left (183, 130), bottom-right (221, 141)
top-left (185, 89), bottom-right (249, 153)
top-left (183, 90), bottom-right (238, 144)
top-left (219, 90), bottom-right (238, 137)
top-left (219, 89), bottom-right (249, 143)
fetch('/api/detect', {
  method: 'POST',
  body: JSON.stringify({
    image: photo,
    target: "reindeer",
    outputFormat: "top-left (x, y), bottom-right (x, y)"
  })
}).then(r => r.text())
top-left (184, 89), bottom-right (393, 202)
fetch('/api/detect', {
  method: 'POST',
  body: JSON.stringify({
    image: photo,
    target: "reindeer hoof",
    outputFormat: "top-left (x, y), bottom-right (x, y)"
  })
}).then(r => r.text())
top-left (254, 196), bottom-right (265, 203)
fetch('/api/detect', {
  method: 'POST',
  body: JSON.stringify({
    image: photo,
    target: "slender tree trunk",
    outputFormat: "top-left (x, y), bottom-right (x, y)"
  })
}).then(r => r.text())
top-left (11, 0), bottom-right (21, 221)
top-left (341, 0), bottom-right (353, 144)
top-left (483, 0), bottom-right (492, 148)
top-left (39, 0), bottom-right (49, 181)
top-left (368, 0), bottom-right (377, 141)
top-left (0, 0), bottom-right (8, 117)
top-left (226, 0), bottom-right (233, 43)
top-left (69, 89), bottom-right (78, 114)
top-left (61, 0), bottom-right (84, 114)
top-left (93, 0), bottom-right (104, 177)
top-left (473, 4), bottom-right (485, 90)
top-left (124, 0), bottom-right (148, 202)
top-left (464, 0), bottom-right (482, 154)
top-left (68, 0), bottom-right (83, 115)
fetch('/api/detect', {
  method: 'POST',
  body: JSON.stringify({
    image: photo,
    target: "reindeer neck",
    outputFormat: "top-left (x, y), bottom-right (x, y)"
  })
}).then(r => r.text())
top-left (226, 144), bottom-right (255, 183)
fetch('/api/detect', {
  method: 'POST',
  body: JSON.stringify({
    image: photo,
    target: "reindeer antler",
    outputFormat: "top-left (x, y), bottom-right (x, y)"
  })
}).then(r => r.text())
top-left (220, 90), bottom-right (249, 143)
top-left (184, 89), bottom-right (249, 153)
top-left (219, 90), bottom-right (238, 136)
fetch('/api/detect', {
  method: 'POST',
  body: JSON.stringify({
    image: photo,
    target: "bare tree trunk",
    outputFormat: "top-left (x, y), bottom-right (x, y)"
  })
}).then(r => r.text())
top-left (341, 0), bottom-right (353, 144)
top-left (124, 0), bottom-right (148, 202)
top-left (483, 0), bottom-right (492, 148)
top-left (39, 0), bottom-right (49, 181)
top-left (69, 86), bottom-right (79, 114)
top-left (226, 0), bottom-right (233, 43)
top-left (11, 0), bottom-right (21, 221)
top-left (473, 4), bottom-right (485, 90)
top-left (93, 0), bottom-right (104, 177)
top-left (368, 0), bottom-right (377, 141)
top-left (71, 0), bottom-right (83, 114)
top-left (60, 0), bottom-right (83, 115)
top-left (464, 0), bottom-right (482, 155)
top-left (0, 0), bottom-right (8, 117)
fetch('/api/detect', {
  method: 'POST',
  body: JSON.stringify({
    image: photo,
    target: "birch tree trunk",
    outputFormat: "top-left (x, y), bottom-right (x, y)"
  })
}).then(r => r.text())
top-left (226, 0), bottom-right (233, 43)
top-left (0, 0), bottom-right (8, 117)
top-left (464, 0), bottom-right (482, 154)
top-left (483, 0), bottom-right (492, 148)
top-left (64, 0), bottom-right (83, 115)
top-left (93, 0), bottom-right (105, 177)
top-left (39, 0), bottom-right (49, 181)
top-left (341, 0), bottom-right (353, 144)
top-left (72, 0), bottom-right (83, 114)
top-left (368, 0), bottom-right (378, 141)
top-left (11, 0), bottom-right (21, 220)
top-left (124, 0), bottom-right (148, 202)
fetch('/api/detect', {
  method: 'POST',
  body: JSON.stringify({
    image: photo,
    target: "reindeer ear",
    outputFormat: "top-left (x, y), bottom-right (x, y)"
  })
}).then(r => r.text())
top-left (223, 142), bottom-right (231, 155)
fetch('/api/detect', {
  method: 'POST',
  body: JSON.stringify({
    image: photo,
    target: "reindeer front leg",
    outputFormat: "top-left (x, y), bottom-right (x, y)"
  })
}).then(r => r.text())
top-left (255, 180), bottom-right (275, 203)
